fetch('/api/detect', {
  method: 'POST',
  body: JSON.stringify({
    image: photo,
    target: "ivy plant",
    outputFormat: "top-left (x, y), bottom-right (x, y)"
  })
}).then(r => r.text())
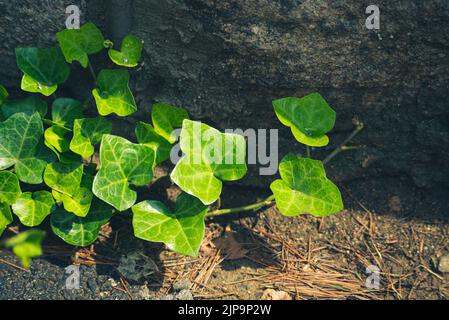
top-left (0, 22), bottom-right (363, 266)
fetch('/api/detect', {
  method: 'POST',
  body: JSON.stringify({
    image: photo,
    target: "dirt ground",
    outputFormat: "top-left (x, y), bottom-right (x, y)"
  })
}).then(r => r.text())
top-left (1, 178), bottom-right (448, 300)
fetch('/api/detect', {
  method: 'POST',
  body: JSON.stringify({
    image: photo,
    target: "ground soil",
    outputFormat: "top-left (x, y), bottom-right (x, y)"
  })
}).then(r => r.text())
top-left (1, 176), bottom-right (448, 300)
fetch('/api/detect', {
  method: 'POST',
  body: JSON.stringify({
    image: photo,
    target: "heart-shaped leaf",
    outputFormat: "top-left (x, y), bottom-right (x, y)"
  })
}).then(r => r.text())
top-left (273, 93), bottom-right (336, 147)
top-left (108, 35), bottom-right (144, 67)
top-left (52, 98), bottom-right (83, 128)
top-left (92, 69), bottom-right (137, 117)
top-left (135, 122), bottom-right (172, 165)
top-left (51, 200), bottom-right (113, 247)
top-left (171, 120), bottom-right (247, 205)
top-left (56, 22), bottom-right (105, 68)
top-left (152, 103), bottom-right (189, 144)
top-left (1, 96), bottom-right (47, 119)
top-left (5, 230), bottom-right (45, 267)
top-left (21, 74), bottom-right (57, 96)
top-left (132, 193), bottom-right (207, 257)
top-left (0, 85), bottom-right (8, 105)
top-left (0, 113), bottom-right (53, 184)
top-left (270, 154), bottom-right (343, 217)
top-left (92, 135), bottom-right (155, 211)
top-left (69, 117), bottom-right (112, 158)
top-left (44, 125), bottom-right (71, 153)
top-left (44, 162), bottom-right (92, 217)
top-left (0, 203), bottom-right (13, 237)
top-left (0, 171), bottom-right (22, 205)
top-left (15, 47), bottom-right (70, 93)
top-left (12, 191), bottom-right (55, 227)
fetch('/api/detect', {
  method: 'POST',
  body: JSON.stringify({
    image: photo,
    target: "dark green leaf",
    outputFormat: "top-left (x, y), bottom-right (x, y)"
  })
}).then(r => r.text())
top-left (135, 122), bottom-right (172, 165)
top-left (1, 96), bottom-right (47, 119)
top-left (0, 85), bottom-right (8, 105)
top-left (52, 98), bottom-right (83, 128)
top-left (0, 203), bottom-right (13, 237)
top-left (0, 171), bottom-right (22, 205)
top-left (12, 191), bottom-right (55, 227)
top-left (152, 103), bottom-right (189, 144)
top-left (69, 117), bottom-right (112, 158)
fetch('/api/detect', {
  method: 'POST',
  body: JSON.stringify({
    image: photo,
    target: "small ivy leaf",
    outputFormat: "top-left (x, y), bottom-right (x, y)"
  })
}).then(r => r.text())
top-left (152, 103), bottom-right (189, 144)
top-left (0, 85), bottom-right (8, 105)
top-left (12, 191), bottom-right (55, 227)
top-left (44, 125), bottom-right (71, 153)
top-left (108, 35), bottom-right (144, 67)
top-left (0, 113), bottom-right (53, 184)
top-left (0, 171), bottom-right (22, 205)
top-left (56, 22), bottom-right (105, 68)
top-left (52, 98), bottom-right (83, 128)
top-left (270, 154), bottom-right (343, 217)
top-left (132, 193), bottom-right (207, 257)
top-left (92, 69), bottom-right (137, 117)
top-left (135, 122), bottom-right (172, 165)
top-left (0, 203), bottom-right (13, 237)
top-left (273, 93), bottom-right (336, 147)
top-left (92, 135), bottom-right (155, 211)
top-left (15, 47), bottom-right (70, 89)
top-left (44, 162), bottom-right (92, 217)
top-left (51, 200), bottom-right (113, 247)
top-left (1, 96), bottom-right (48, 119)
top-left (171, 120), bottom-right (247, 205)
top-left (69, 117), bottom-right (112, 159)
top-left (5, 230), bottom-right (45, 267)
top-left (21, 74), bottom-right (58, 96)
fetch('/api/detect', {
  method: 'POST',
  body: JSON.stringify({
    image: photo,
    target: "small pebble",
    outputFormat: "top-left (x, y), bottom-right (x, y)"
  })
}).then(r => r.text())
top-left (438, 254), bottom-right (449, 273)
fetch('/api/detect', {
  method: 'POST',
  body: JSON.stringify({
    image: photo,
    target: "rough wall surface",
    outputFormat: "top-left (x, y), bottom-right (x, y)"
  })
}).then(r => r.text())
top-left (0, 0), bottom-right (448, 215)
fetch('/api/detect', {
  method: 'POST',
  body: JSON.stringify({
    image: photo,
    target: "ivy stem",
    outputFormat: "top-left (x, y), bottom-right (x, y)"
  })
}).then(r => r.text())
top-left (207, 195), bottom-right (276, 217)
top-left (88, 60), bottom-right (97, 84)
top-left (323, 120), bottom-right (364, 165)
top-left (306, 146), bottom-right (311, 158)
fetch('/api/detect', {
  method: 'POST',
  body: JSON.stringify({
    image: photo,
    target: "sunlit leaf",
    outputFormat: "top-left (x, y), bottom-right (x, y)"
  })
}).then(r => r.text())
top-left (12, 191), bottom-right (55, 227)
top-left (69, 117), bottom-right (112, 158)
top-left (135, 122), bottom-right (172, 165)
top-left (108, 35), bottom-right (144, 67)
top-left (51, 200), bottom-right (113, 246)
top-left (270, 154), bottom-right (343, 217)
top-left (92, 69), bottom-right (137, 117)
top-left (44, 125), bottom-right (71, 153)
top-left (1, 96), bottom-right (47, 119)
top-left (171, 120), bottom-right (247, 205)
top-left (273, 93), bottom-right (336, 147)
top-left (15, 47), bottom-right (70, 92)
top-left (21, 74), bottom-right (57, 96)
top-left (56, 22), bottom-right (105, 68)
top-left (132, 193), bottom-right (207, 257)
top-left (5, 230), bottom-right (45, 267)
top-left (92, 135), bottom-right (155, 211)
top-left (0, 171), bottom-right (22, 205)
top-left (152, 103), bottom-right (189, 144)
top-left (0, 113), bottom-right (53, 184)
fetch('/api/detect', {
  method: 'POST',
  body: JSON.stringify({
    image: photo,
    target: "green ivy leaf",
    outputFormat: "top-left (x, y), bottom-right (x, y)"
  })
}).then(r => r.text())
top-left (44, 162), bottom-right (92, 217)
top-left (12, 191), bottom-right (55, 227)
top-left (44, 125), bottom-right (71, 153)
top-left (69, 117), bottom-right (112, 158)
top-left (92, 69), bottom-right (137, 117)
top-left (152, 103), bottom-right (189, 144)
top-left (92, 135), bottom-right (155, 211)
top-left (108, 35), bottom-right (144, 67)
top-left (51, 200), bottom-right (113, 247)
top-left (0, 113), bottom-right (53, 184)
top-left (56, 22), bottom-right (105, 68)
top-left (52, 98), bottom-right (83, 128)
top-left (5, 230), bottom-right (45, 267)
top-left (21, 74), bottom-right (58, 97)
top-left (15, 47), bottom-right (70, 92)
top-left (171, 120), bottom-right (247, 205)
top-left (0, 203), bottom-right (13, 237)
top-left (270, 154), bottom-right (343, 217)
top-left (0, 85), bottom-right (8, 105)
top-left (132, 193), bottom-right (207, 257)
top-left (1, 96), bottom-right (47, 119)
top-left (0, 171), bottom-right (22, 205)
top-left (273, 93), bottom-right (336, 147)
top-left (135, 122), bottom-right (172, 165)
